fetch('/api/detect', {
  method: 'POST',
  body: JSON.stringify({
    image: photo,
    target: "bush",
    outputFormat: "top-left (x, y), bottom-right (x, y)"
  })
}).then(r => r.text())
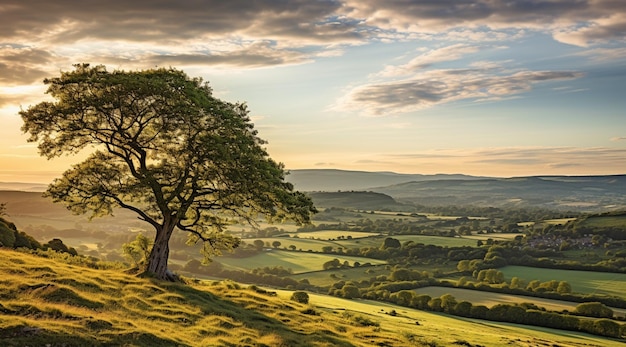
top-left (290, 291), bottom-right (309, 304)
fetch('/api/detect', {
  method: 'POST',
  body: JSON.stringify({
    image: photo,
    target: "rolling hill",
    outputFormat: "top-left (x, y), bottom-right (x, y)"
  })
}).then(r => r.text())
top-left (285, 170), bottom-right (626, 212)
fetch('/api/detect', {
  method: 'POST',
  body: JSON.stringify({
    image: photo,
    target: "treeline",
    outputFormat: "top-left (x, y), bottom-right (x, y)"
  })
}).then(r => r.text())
top-left (325, 271), bottom-right (625, 339)
top-left (381, 291), bottom-right (625, 339)
top-left (180, 260), bottom-right (312, 290)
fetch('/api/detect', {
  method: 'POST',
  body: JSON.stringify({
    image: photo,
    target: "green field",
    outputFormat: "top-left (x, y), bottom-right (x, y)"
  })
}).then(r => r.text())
top-left (273, 290), bottom-right (626, 347)
top-left (335, 234), bottom-right (477, 249)
top-left (501, 266), bottom-right (626, 299)
top-left (413, 286), bottom-right (626, 318)
top-left (218, 249), bottom-right (386, 274)
top-left (289, 230), bottom-right (380, 240)
top-left (580, 215), bottom-right (626, 228)
top-left (289, 265), bottom-right (389, 287)
top-left (240, 237), bottom-right (340, 252)
top-left (462, 232), bottom-right (522, 242)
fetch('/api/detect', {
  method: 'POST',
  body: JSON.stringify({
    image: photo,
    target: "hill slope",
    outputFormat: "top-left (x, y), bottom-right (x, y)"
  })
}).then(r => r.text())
top-left (286, 169), bottom-right (479, 192)
top-left (372, 175), bottom-right (626, 211)
top-left (0, 249), bottom-right (407, 347)
top-left (0, 249), bottom-right (623, 346)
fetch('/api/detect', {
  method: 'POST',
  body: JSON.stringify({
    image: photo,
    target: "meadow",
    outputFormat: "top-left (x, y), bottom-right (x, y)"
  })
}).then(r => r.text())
top-left (412, 286), bottom-right (626, 318)
top-left (500, 265), bottom-right (626, 299)
top-left (1, 248), bottom-right (622, 347)
top-left (291, 292), bottom-right (625, 347)
top-left (217, 249), bottom-right (386, 274)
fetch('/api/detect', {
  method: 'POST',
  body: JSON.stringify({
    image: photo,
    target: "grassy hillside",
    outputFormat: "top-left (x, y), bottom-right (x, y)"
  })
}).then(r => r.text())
top-left (1, 249), bottom-right (624, 346)
top-left (373, 175), bottom-right (626, 211)
top-left (0, 248), bottom-right (408, 347)
top-left (307, 191), bottom-right (406, 210)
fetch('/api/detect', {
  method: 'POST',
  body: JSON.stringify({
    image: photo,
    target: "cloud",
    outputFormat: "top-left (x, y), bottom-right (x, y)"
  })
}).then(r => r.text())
top-left (0, 0), bottom-right (621, 87)
top-left (0, 46), bottom-right (57, 85)
top-left (0, 0), bottom-right (364, 44)
top-left (554, 12), bottom-right (626, 47)
top-left (377, 44), bottom-right (480, 77)
top-left (344, 0), bottom-right (625, 46)
top-left (611, 137), bottom-right (626, 141)
top-left (338, 66), bottom-right (583, 116)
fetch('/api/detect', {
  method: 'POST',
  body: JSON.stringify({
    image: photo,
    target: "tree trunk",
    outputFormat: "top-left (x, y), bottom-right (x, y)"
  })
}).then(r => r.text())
top-left (146, 217), bottom-right (176, 281)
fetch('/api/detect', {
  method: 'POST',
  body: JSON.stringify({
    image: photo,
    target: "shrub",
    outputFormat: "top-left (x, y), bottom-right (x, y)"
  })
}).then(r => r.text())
top-left (290, 291), bottom-right (309, 304)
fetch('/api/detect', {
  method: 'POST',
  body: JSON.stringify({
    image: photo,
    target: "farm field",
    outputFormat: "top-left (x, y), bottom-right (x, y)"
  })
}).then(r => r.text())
top-left (412, 286), bottom-right (626, 318)
top-left (289, 265), bottom-right (388, 287)
top-left (272, 290), bottom-right (626, 347)
top-left (580, 215), bottom-right (626, 228)
top-left (217, 249), bottom-right (386, 274)
top-left (240, 237), bottom-right (340, 252)
top-left (288, 230), bottom-right (380, 240)
top-left (461, 232), bottom-right (522, 242)
top-left (335, 234), bottom-right (478, 248)
top-left (501, 266), bottom-right (626, 299)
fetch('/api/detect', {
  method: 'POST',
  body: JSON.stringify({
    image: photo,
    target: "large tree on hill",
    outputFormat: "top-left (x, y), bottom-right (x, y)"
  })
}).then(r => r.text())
top-left (20, 64), bottom-right (316, 280)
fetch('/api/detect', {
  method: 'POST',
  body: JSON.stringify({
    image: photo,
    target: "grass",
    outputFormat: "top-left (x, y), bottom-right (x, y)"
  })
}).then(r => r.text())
top-left (0, 249), bottom-right (402, 346)
top-left (580, 215), bottom-right (626, 228)
top-left (219, 249), bottom-right (386, 274)
top-left (289, 265), bottom-right (390, 287)
top-left (412, 286), bottom-right (626, 318)
top-left (278, 291), bottom-right (626, 347)
top-left (242, 237), bottom-right (340, 252)
top-left (500, 265), bottom-right (626, 299)
top-left (336, 234), bottom-right (477, 249)
top-left (288, 230), bottom-right (381, 240)
top-left (0, 249), bottom-right (623, 346)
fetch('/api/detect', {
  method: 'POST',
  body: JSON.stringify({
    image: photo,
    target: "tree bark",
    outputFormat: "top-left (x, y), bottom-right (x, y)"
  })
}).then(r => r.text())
top-left (146, 217), bottom-right (177, 281)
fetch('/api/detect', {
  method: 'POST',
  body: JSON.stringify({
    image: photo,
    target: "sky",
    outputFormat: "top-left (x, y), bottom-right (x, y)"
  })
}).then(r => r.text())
top-left (1, 0), bottom-right (625, 183)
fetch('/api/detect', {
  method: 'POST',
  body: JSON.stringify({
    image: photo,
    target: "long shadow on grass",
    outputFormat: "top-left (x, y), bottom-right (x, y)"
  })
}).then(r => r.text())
top-left (160, 280), bottom-right (357, 347)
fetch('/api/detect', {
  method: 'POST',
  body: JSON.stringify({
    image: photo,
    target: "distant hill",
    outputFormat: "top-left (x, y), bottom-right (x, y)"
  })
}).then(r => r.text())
top-left (286, 169), bottom-right (480, 191)
top-left (0, 182), bottom-right (47, 192)
top-left (371, 175), bottom-right (626, 212)
top-left (307, 191), bottom-right (406, 210)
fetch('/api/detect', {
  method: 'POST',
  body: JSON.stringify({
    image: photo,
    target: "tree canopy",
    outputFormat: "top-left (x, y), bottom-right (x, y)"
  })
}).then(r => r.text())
top-left (20, 64), bottom-right (316, 280)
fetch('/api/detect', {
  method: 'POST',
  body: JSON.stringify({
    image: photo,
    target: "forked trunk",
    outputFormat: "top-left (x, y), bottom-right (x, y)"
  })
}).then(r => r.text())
top-left (146, 218), bottom-right (176, 281)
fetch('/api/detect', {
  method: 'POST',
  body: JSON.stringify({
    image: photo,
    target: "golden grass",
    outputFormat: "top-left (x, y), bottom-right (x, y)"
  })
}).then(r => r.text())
top-left (0, 248), bottom-right (623, 347)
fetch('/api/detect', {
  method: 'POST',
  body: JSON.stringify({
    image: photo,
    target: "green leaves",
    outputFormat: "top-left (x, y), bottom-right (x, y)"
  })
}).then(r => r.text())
top-left (21, 64), bottom-right (315, 270)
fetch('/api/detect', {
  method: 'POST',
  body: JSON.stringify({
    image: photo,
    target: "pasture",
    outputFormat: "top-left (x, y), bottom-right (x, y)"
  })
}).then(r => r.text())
top-left (335, 234), bottom-right (478, 249)
top-left (580, 215), bottom-right (626, 228)
top-left (273, 290), bottom-right (626, 347)
top-left (501, 265), bottom-right (626, 299)
top-left (218, 249), bottom-right (386, 274)
top-left (240, 237), bottom-right (340, 253)
top-left (288, 230), bottom-right (380, 240)
top-left (462, 232), bottom-right (522, 242)
top-left (412, 286), bottom-right (626, 318)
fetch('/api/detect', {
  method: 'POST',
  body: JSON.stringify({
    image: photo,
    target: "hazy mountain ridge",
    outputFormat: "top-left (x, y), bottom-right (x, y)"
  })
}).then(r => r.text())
top-left (286, 169), bottom-right (482, 191)
top-left (287, 170), bottom-right (626, 212)
top-left (4, 170), bottom-right (626, 213)
top-left (371, 175), bottom-right (626, 211)
top-left (0, 182), bottom-right (48, 192)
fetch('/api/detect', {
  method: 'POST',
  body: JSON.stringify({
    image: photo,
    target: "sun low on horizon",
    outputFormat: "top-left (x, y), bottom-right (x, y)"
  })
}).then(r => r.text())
top-left (1, 0), bottom-right (625, 184)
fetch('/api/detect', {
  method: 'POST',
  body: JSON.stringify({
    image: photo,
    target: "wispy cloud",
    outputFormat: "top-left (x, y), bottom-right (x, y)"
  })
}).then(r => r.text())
top-left (0, 0), bottom-right (622, 87)
top-left (337, 66), bottom-right (583, 116)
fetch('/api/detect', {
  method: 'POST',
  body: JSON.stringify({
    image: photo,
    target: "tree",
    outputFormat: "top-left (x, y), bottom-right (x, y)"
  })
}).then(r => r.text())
top-left (271, 240), bottom-right (281, 249)
top-left (20, 64), bottom-right (316, 280)
top-left (381, 237), bottom-right (401, 249)
top-left (253, 240), bottom-right (265, 251)
top-left (574, 302), bottom-right (614, 318)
